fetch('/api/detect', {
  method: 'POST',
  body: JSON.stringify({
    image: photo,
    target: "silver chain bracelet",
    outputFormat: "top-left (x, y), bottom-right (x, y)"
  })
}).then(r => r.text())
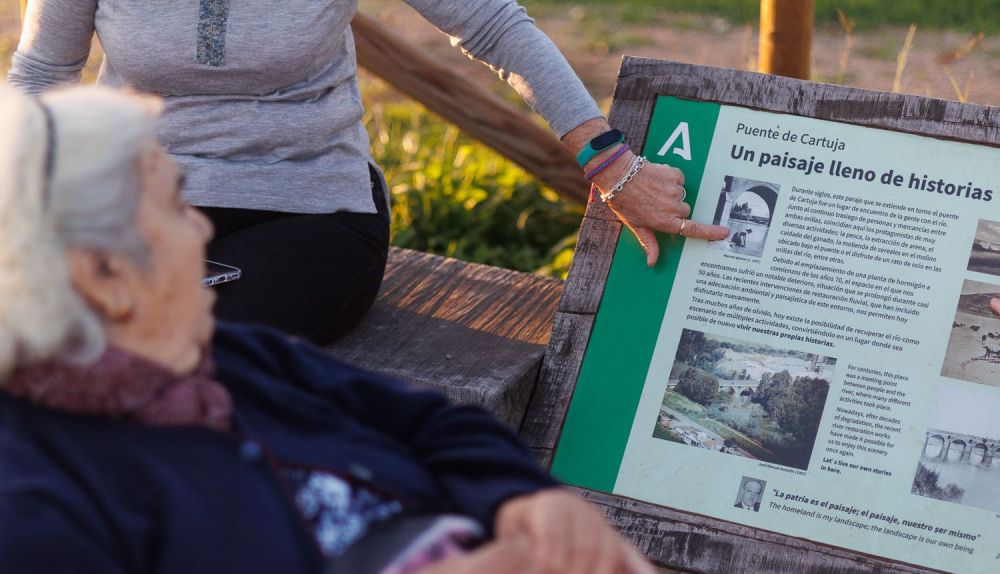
top-left (599, 155), bottom-right (647, 203)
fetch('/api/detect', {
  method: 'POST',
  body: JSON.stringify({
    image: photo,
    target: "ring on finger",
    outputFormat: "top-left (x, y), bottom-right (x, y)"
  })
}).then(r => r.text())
top-left (679, 185), bottom-right (687, 201)
top-left (678, 219), bottom-right (688, 236)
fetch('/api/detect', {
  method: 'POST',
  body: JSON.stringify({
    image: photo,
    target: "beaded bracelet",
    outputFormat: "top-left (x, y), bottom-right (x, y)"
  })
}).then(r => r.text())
top-left (584, 144), bottom-right (629, 181)
top-left (599, 155), bottom-right (647, 203)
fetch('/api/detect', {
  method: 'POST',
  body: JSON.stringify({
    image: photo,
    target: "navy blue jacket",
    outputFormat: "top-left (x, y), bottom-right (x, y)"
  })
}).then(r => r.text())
top-left (0, 323), bottom-right (556, 573)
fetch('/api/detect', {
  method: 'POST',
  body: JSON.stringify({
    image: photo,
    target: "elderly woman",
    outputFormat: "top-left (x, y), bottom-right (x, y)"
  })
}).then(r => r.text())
top-left (0, 86), bottom-right (654, 574)
top-left (9, 0), bottom-right (728, 345)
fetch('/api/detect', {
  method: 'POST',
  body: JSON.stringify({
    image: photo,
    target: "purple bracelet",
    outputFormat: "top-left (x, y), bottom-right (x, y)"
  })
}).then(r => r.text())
top-left (585, 144), bottom-right (629, 181)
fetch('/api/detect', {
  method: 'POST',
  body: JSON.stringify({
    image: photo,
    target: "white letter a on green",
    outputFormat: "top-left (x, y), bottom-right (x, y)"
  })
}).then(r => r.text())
top-left (657, 122), bottom-right (692, 161)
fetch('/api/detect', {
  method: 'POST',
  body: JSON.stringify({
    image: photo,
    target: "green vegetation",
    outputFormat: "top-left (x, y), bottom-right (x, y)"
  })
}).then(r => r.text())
top-left (652, 425), bottom-right (686, 443)
top-left (675, 329), bottom-right (725, 369)
top-left (523, 0), bottom-right (1000, 33)
top-left (663, 387), bottom-right (707, 416)
top-left (752, 371), bottom-right (830, 468)
top-left (365, 101), bottom-right (582, 277)
top-left (675, 366), bottom-right (719, 406)
top-left (661, 391), bottom-right (774, 460)
top-left (667, 329), bottom-right (832, 469)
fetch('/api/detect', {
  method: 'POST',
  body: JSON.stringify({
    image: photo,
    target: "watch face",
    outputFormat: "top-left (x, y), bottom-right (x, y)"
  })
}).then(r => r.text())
top-left (592, 128), bottom-right (624, 150)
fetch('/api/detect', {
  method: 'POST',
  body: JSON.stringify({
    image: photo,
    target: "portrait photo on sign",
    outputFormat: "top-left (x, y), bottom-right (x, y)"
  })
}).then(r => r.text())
top-left (734, 476), bottom-right (767, 512)
top-left (940, 279), bottom-right (1000, 388)
top-left (709, 175), bottom-right (780, 259)
top-left (653, 329), bottom-right (835, 471)
top-left (966, 219), bottom-right (1000, 277)
top-left (911, 385), bottom-right (1000, 514)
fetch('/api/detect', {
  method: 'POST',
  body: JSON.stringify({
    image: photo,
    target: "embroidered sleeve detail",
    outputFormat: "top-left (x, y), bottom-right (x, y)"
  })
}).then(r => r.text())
top-left (197, 0), bottom-right (231, 67)
top-left (286, 469), bottom-right (404, 558)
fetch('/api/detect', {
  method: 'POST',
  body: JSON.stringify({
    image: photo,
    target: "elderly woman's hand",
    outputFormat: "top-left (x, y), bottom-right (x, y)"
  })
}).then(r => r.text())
top-left (565, 119), bottom-right (730, 267)
top-left (493, 489), bottom-right (657, 574)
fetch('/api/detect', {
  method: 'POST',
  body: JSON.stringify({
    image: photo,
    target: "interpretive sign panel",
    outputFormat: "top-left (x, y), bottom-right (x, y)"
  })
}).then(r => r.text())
top-left (524, 58), bottom-right (1000, 574)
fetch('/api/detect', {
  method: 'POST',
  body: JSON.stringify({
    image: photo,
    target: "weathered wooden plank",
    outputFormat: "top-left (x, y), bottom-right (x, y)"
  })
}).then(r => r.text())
top-left (371, 248), bottom-right (563, 345)
top-left (521, 311), bottom-right (595, 452)
top-left (559, 217), bottom-right (622, 315)
top-left (574, 489), bottom-right (941, 574)
top-left (607, 71), bottom-right (661, 170)
top-left (528, 447), bottom-right (553, 471)
top-left (329, 248), bottom-right (562, 428)
top-left (352, 13), bottom-right (590, 205)
top-left (614, 59), bottom-right (1000, 145)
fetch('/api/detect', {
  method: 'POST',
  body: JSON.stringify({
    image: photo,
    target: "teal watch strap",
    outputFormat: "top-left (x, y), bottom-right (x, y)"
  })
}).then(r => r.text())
top-left (576, 129), bottom-right (625, 168)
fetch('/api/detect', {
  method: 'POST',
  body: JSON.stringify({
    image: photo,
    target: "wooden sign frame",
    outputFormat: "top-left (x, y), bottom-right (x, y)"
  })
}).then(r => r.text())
top-left (521, 58), bottom-right (1000, 574)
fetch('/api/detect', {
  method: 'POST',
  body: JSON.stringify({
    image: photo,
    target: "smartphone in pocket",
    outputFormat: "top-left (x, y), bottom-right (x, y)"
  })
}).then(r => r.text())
top-left (203, 260), bottom-right (242, 286)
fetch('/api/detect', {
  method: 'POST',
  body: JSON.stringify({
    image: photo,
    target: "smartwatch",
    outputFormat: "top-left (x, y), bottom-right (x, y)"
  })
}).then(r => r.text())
top-left (576, 128), bottom-right (625, 168)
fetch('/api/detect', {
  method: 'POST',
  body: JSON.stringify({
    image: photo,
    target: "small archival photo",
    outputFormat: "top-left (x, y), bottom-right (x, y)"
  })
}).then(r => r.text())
top-left (709, 175), bottom-right (780, 259)
top-left (734, 476), bottom-right (767, 512)
top-left (911, 385), bottom-right (1000, 513)
top-left (940, 279), bottom-right (1000, 387)
top-left (652, 328), bottom-right (835, 471)
top-left (967, 219), bottom-right (1000, 277)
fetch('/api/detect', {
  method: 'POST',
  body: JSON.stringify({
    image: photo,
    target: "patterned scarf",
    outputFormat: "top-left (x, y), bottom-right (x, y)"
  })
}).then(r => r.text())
top-left (2, 346), bottom-right (232, 431)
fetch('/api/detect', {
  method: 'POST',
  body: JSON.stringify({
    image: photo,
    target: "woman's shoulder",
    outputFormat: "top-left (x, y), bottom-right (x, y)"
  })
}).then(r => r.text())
top-left (212, 321), bottom-right (376, 384)
top-left (210, 321), bottom-right (444, 420)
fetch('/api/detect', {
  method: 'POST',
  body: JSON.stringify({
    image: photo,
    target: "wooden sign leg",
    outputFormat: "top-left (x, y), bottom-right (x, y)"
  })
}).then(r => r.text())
top-left (759, 0), bottom-right (814, 80)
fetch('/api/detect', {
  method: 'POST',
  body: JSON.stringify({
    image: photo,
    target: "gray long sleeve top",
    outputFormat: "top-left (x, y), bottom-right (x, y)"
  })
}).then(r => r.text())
top-left (9, 0), bottom-right (602, 214)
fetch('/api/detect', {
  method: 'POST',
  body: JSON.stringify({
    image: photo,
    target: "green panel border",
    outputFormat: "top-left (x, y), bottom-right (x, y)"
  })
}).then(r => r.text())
top-left (552, 97), bottom-right (721, 491)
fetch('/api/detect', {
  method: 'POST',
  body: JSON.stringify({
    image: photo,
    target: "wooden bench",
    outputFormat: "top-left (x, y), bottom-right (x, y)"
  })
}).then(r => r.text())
top-left (328, 247), bottom-right (564, 428)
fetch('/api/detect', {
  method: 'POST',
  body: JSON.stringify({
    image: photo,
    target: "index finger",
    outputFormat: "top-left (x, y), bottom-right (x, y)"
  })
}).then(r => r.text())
top-left (672, 219), bottom-right (730, 241)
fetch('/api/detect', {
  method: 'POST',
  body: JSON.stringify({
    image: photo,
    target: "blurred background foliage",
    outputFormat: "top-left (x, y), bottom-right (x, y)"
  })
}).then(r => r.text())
top-left (366, 100), bottom-right (583, 277)
top-left (529, 0), bottom-right (1000, 33)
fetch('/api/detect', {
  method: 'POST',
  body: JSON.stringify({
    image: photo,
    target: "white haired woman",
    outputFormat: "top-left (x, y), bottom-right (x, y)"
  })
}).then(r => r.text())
top-left (0, 86), bottom-right (654, 574)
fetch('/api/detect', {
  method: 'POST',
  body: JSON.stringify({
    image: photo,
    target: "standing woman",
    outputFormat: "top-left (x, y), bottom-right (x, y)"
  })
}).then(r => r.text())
top-left (9, 0), bottom-right (727, 344)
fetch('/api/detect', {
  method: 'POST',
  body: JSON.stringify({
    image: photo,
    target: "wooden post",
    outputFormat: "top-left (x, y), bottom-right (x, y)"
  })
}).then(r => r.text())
top-left (352, 13), bottom-right (589, 205)
top-left (758, 0), bottom-right (813, 80)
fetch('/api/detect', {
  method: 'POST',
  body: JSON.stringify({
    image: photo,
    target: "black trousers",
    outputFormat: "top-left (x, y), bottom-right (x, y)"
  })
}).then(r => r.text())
top-left (202, 167), bottom-right (390, 346)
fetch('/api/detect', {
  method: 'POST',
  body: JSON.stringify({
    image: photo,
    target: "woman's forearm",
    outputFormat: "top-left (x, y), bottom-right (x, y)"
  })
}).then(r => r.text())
top-left (7, 0), bottom-right (97, 93)
top-left (404, 0), bottom-right (603, 138)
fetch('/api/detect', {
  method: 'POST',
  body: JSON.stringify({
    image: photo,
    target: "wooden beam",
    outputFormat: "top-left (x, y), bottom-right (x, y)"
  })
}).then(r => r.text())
top-left (758, 0), bottom-right (814, 80)
top-left (351, 13), bottom-right (590, 205)
top-left (328, 247), bottom-right (564, 428)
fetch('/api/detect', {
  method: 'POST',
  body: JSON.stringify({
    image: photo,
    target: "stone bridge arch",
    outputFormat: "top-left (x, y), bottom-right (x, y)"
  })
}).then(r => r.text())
top-left (714, 176), bottom-right (780, 229)
top-left (923, 433), bottom-right (946, 458)
top-left (970, 443), bottom-right (989, 463)
top-left (923, 430), bottom-right (1000, 465)
top-left (946, 438), bottom-right (967, 461)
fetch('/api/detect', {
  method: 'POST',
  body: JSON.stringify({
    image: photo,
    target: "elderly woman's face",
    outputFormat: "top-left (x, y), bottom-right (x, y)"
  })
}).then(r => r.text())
top-left (68, 143), bottom-right (216, 373)
top-left (129, 144), bottom-right (216, 371)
